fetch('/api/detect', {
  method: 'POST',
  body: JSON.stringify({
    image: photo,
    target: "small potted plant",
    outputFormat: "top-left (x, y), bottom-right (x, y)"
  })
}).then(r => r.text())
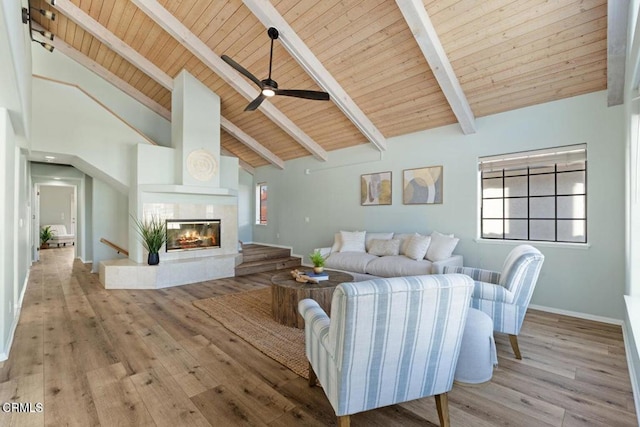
top-left (132, 215), bottom-right (167, 265)
top-left (309, 249), bottom-right (326, 274)
top-left (40, 225), bottom-right (54, 249)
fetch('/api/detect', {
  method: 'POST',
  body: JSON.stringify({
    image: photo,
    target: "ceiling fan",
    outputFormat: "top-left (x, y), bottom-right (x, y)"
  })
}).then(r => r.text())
top-left (222, 27), bottom-right (330, 111)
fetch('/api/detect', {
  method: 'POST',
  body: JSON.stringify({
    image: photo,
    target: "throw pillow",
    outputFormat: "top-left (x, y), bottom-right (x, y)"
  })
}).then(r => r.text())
top-left (426, 231), bottom-right (460, 261)
top-left (404, 235), bottom-right (432, 260)
top-left (365, 232), bottom-right (394, 252)
top-left (339, 230), bottom-right (366, 252)
top-left (368, 238), bottom-right (401, 256)
top-left (330, 232), bottom-right (342, 253)
top-left (394, 232), bottom-right (419, 255)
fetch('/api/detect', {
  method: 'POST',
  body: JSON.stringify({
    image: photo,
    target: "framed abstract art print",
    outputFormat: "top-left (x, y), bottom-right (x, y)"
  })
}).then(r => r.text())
top-left (403, 166), bottom-right (443, 204)
top-left (361, 171), bottom-right (392, 206)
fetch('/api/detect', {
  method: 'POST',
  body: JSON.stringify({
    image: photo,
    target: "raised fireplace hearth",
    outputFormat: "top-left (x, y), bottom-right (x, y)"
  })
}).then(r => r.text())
top-left (166, 219), bottom-right (221, 252)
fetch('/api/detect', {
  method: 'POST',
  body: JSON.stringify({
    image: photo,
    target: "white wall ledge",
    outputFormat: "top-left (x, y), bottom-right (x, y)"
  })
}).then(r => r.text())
top-left (625, 295), bottom-right (640, 353)
top-left (623, 295), bottom-right (640, 424)
top-left (475, 238), bottom-right (591, 250)
top-left (98, 253), bottom-right (239, 289)
top-left (139, 184), bottom-right (238, 196)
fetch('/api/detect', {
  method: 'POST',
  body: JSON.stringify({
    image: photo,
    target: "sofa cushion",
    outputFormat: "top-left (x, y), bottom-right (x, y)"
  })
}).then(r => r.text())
top-left (394, 233), bottom-right (418, 255)
top-left (368, 238), bottom-right (401, 256)
top-left (365, 232), bottom-right (394, 251)
top-left (365, 255), bottom-right (434, 277)
top-left (330, 232), bottom-right (342, 253)
top-left (325, 252), bottom-right (378, 274)
top-left (404, 235), bottom-right (432, 260)
top-left (426, 231), bottom-right (460, 262)
top-left (339, 230), bottom-right (366, 253)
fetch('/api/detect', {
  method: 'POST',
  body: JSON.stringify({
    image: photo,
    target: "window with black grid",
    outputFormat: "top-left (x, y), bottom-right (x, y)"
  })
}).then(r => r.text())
top-left (480, 145), bottom-right (587, 243)
top-left (256, 183), bottom-right (267, 225)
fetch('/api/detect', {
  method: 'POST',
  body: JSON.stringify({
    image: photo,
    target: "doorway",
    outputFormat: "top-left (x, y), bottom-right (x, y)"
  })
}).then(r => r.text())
top-left (35, 184), bottom-right (77, 261)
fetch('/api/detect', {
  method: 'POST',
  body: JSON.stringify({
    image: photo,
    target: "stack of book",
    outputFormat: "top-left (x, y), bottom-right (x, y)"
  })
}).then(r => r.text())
top-left (304, 271), bottom-right (329, 281)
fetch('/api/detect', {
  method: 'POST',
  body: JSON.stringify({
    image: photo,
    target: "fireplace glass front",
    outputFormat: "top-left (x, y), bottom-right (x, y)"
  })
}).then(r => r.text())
top-left (166, 219), bottom-right (221, 252)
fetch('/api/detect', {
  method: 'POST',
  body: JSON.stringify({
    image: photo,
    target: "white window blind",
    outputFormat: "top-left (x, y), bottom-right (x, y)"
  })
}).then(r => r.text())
top-left (479, 144), bottom-right (586, 172)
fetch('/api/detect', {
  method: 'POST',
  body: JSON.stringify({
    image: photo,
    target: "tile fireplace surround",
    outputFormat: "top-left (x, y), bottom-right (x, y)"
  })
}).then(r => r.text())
top-left (99, 201), bottom-right (240, 289)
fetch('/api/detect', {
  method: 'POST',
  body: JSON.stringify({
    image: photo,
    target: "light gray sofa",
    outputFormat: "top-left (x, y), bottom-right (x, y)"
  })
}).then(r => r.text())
top-left (316, 230), bottom-right (463, 281)
top-left (44, 224), bottom-right (75, 247)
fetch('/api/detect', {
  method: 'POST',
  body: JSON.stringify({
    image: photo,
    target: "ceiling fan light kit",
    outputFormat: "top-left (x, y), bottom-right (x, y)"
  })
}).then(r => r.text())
top-left (222, 27), bottom-right (330, 111)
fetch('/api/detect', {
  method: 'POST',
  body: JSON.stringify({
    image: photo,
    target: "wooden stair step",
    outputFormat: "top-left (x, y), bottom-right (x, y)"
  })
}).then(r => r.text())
top-left (235, 256), bottom-right (301, 276)
top-left (240, 245), bottom-right (292, 263)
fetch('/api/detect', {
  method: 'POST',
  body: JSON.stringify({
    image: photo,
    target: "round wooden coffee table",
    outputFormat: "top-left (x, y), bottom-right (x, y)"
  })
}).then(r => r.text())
top-left (271, 270), bottom-right (354, 328)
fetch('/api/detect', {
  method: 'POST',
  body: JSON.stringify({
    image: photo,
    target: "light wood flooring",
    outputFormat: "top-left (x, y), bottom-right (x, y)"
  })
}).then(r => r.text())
top-left (0, 247), bottom-right (637, 426)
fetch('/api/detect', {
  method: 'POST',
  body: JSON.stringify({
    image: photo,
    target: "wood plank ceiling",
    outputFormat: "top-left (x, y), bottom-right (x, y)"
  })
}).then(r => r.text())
top-left (31, 0), bottom-right (608, 169)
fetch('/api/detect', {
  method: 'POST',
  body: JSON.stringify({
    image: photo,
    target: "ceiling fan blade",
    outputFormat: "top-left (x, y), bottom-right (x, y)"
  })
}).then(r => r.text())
top-left (221, 55), bottom-right (263, 89)
top-left (275, 89), bottom-right (330, 101)
top-left (245, 94), bottom-right (266, 111)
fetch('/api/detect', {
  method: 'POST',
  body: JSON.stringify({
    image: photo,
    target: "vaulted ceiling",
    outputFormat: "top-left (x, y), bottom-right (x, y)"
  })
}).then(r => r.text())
top-left (30, 0), bottom-right (613, 171)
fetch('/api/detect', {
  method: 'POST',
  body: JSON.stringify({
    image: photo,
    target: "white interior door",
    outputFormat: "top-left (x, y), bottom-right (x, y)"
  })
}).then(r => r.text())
top-left (70, 188), bottom-right (76, 236)
top-left (32, 184), bottom-right (40, 262)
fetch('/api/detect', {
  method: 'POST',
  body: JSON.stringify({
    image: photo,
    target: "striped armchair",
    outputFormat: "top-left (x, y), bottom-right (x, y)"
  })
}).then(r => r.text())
top-left (298, 274), bottom-right (473, 427)
top-left (443, 245), bottom-right (545, 359)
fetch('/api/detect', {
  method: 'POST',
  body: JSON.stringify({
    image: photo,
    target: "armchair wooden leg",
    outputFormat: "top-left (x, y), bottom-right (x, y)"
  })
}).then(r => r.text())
top-left (308, 361), bottom-right (317, 387)
top-left (337, 415), bottom-right (350, 427)
top-left (509, 334), bottom-right (522, 360)
top-left (434, 393), bottom-right (450, 427)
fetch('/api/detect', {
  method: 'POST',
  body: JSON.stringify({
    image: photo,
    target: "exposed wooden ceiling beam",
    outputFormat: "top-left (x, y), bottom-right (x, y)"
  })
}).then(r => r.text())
top-left (221, 148), bottom-right (255, 175)
top-left (53, 0), bottom-right (172, 90)
top-left (607, 0), bottom-right (628, 106)
top-left (47, 1), bottom-right (284, 170)
top-left (220, 117), bottom-right (284, 169)
top-left (130, 0), bottom-right (328, 161)
top-left (395, 0), bottom-right (476, 134)
top-left (242, 0), bottom-right (387, 152)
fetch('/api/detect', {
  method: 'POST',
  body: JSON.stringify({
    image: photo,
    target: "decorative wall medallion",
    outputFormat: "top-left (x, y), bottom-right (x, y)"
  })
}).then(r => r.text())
top-left (186, 149), bottom-right (218, 181)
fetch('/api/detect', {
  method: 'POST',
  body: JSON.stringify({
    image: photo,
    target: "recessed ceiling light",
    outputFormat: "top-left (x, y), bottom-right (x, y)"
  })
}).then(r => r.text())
top-left (53, 177), bottom-right (60, 180)
top-left (44, 156), bottom-right (55, 160)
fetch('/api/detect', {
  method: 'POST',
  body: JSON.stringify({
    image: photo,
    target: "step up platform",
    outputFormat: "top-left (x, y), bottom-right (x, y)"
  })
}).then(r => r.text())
top-left (235, 244), bottom-right (302, 276)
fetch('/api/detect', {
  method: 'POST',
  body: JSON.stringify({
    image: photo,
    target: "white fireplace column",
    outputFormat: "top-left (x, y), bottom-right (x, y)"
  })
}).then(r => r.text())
top-left (172, 70), bottom-right (221, 188)
top-left (110, 69), bottom-right (239, 288)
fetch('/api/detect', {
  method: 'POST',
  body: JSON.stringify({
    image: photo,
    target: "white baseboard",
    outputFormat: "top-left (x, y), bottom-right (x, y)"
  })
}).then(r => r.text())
top-left (529, 303), bottom-right (623, 325)
top-left (1, 270), bottom-right (31, 362)
top-left (622, 323), bottom-right (640, 425)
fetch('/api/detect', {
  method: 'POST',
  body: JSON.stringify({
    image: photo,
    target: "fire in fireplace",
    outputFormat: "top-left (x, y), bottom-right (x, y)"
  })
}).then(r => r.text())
top-left (166, 219), bottom-right (221, 252)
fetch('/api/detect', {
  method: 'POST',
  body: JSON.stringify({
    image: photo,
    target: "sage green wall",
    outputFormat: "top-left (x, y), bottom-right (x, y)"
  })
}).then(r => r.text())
top-left (0, 109), bottom-right (17, 358)
top-left (39, 185), bottom-right (75, 232)
top-left (238, 169), bottom-right (254, 244)
top-left (1, 1), bottom-right (33, 359)
top-left (254, 91), bottom-right (626, 320)
top-left (16, 155), bottom-right (30, 314)
top-left (0, 109), bottom-right (31, 359)
top-left (32, 48), bottom-right (171, 147)
top-left (92, 179), bottom-right (128, 272)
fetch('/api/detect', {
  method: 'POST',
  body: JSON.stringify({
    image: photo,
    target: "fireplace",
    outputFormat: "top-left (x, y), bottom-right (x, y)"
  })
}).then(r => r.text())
top-left (166, 219), bottom-right (221, 252)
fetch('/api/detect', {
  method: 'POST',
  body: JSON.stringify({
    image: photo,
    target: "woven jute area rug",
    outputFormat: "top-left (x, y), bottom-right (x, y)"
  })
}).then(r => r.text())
top-left (193, 287), bottom-right (309, 379)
